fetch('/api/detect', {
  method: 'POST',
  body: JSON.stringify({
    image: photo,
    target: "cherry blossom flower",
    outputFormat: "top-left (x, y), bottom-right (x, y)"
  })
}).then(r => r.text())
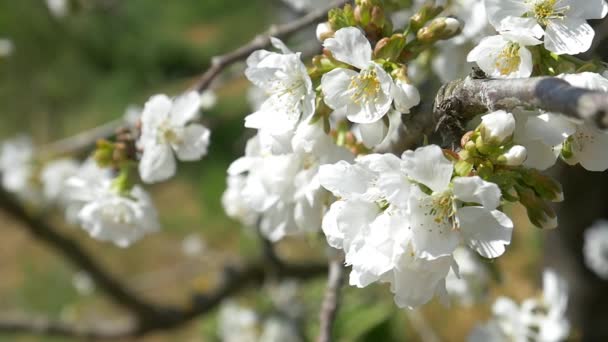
top-left (41, 158), bottom-right (79, 202)
top-left (0, 135), bottom-right (39, 202)
top-left (224, 120), bottom-right (352, 241)
top-left (321, 27), bottom-right (418, 124)
top-left (583, 220), bottom-right (608, 279)
top-left (76, 182), bottom-right (160, 247)
top-left (244, 38), bottom-right (315, 134)
top-left (469, 269), bottom-right (570, 342)
top-left (485, 0), bottom-right (608, 54)
top-left (513, 73), bottom-right (608, 171)
top-left (467, 18), bottom-right (542, 78)
top-left (137, 91), bottom-right (210, 183)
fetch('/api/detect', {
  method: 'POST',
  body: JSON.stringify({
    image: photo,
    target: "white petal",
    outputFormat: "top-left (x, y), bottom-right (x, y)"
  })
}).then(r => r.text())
top-left (269, 37), bottom-right (292, 54)
top-left (521, 139), bottom-right (560, 170)
top-left (139, 95), bottom-right (172, 145)
top-left (572, 0), bottom-right (608, 19)
top-left (391, 80), bottom-right (420, 114)
top-left (139, 143), bottom-right (176, 183)
top-left (453, 176), bottom-right (502, 210)
top-left (173, 124), bottom-right (210, 161)
top-left (321, 68), bottom-right (359, 111)
top-left (409, 190), bottom-right (459, 260)
top-left (357, 120), bottom-right (389, 148)
top-left (484, 0), bottom-right (528, 27)
top-left (318, 161), bottom-right (376, 200)
top-left (525, 113), bottom-right (576, 147)
top-left (402, 145), bottom-right (453, 192)
top-left (170, 91), bottom-right (201, 126)
top-left (323, 27), bottom-right (372, 69)
top-left (544, 17), bottom-right (595, 55)
top-left (456, 207), bottom-right (513, 259)
top-left (569, 125), bottom-right (608, 171)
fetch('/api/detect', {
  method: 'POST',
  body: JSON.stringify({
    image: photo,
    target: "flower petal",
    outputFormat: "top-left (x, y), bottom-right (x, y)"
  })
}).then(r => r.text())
top-left (321, 68), bottom-right (359, 111)
top-left (453, 176), bottom-right (502, 210)
top-left (402, 145), bottom-right (453, 192)
top-left (323, 27), bottom-right (372, 69)
top-left (170, 91), bottom-right (201, 126)
top-left (456, 207), bottom-right (513, 259)
top-left (173, 124), bottom-right (211, 161)
top-left (138, 143), bottom-right (176, 183)
top-left (544, 16), bottom-right (595, 55)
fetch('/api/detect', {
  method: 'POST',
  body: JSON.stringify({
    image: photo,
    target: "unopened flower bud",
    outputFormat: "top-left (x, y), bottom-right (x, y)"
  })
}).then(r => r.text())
top-left (503, 145), bottom-right (527, 166)
top-left (374, 34), bottom-right (406, 61)
top-left (480, 110), bottom-right (516, 145)
top-left (417, 17), bottom-right (462, 43)
top-left (316, 22), bottom-right (333, 42)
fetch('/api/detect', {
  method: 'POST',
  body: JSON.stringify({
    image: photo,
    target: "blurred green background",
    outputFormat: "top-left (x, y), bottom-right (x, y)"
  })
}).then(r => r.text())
top-left (0, 1), bottom-right (546, 341)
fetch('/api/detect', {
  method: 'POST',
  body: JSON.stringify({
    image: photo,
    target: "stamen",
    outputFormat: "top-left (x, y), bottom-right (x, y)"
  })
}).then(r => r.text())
top-left (495, 43), bottom-right (521, 76)
top-left (348, 69), bottom-right (381, 105)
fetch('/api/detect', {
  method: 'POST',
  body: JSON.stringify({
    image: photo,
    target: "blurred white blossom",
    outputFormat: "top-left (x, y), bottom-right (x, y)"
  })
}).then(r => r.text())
top-left (584, 220), bottom-right (608, 279)
top-left (137, 91), bottom-right (211, 183)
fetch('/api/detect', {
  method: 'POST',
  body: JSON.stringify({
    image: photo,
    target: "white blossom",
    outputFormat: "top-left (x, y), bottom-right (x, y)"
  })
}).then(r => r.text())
top-left (199, 90), bottom-right (217, 110)
top-left (259, 317), bottom-right (302, 342)
top-left (0, 135), bottom-right (39, 202)
top-left (319, 146), bottom-right (513, 308)
top-left (63, 158), bottom-right (113, 224)
top-left (513, 73), bottom-right (608, 171)
top-left (321, 27), bottom-right (418, 124)
top-left (181, 233), bottom-right (206, 257)
top-left (218, 302), bottom-right (259, 342)
top-left (67, 175), bottom-right (160, 247)
top-left (41, 158), bottom-right (79, 202)
top-left (46, 0), bottom-right (69, 18)
top-left (224, 120), bottom-right (352, 241)
top-left (0, 38), bottom-right (14, 57)
top-left (485, 0), bottom-right (608, 55)
top-left (137, 91), bottom-right (210, 183)
top-left (78, 184), bottom-right (159, 248)
top-left (469, 269), bottom-right (570, 342)
top-left (72, 271), bottom-right (95, 296)
top-left (583, 220), bottom-right (608, 279)
top-left (467, 18), bottom-right (542, 78)
top-left (244, 38), bottom-right (315, 133)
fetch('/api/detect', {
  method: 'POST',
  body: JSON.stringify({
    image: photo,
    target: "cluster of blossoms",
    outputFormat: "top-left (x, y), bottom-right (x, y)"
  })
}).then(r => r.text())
top-left (223, 0), bottom-right (461, 242)
top-left (469, 269), bottom-right (570, 342)
top-left (221, 0), bottom-right (605, 313)
top-left (0, 91), bottom-right (211, 247)
top-left (470, 0), bottom-right (608, 78)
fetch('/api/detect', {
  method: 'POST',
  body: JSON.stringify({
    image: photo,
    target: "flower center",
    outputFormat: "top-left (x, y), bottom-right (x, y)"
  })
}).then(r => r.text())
top-left (495, 43), bottom-right (521, 76)
top-left (429, 191), bottom-right (456, 225)
top-left (102, 203), bottom-right (135, 226)
top-left (529, 0), bottom-right (569, 26)
top-left (570, 130), bottom-right (595, 153)
top-left (157, 120), bottom-right (182, 145)
top-left (349, 68), bottom-right (381, 105)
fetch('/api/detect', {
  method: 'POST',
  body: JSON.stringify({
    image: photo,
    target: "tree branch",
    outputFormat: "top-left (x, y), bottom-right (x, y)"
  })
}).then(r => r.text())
top-left (0, 186), bottom-right (327, 339)
top-left (0, 187), bottom-right (168, 321)
top-left (317, 250), bottom-right (346, 342)
top-left (191, 0), bottom-right (349, 92)
top-left (433, 76), bottom-right (608, 146)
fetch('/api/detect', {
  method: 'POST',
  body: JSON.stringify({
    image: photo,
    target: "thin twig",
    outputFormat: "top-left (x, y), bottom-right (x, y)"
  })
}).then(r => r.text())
top-left (191, 0), bottom-right (349, 93)
top-left (317, 250), bottom-right (346, 342)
